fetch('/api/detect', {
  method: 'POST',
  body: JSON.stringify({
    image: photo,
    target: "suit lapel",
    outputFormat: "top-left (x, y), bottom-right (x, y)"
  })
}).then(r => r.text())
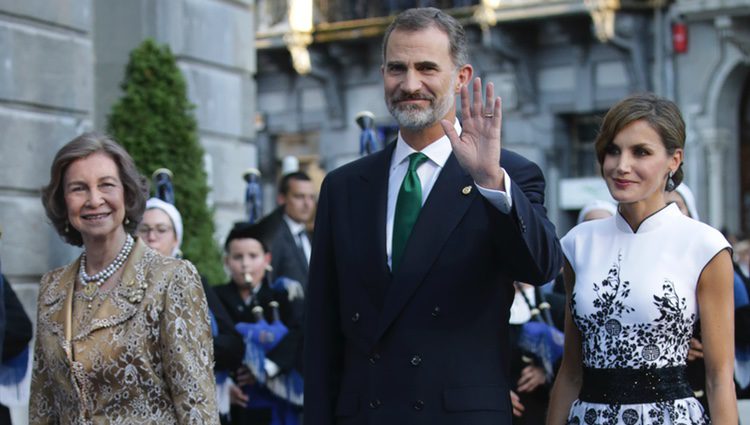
top-left (351, 143), bottom-right (394, 309)
top-left (283, 225), bottom-right (309, 274)
top-left (374, 153), bottom-right (477, 341)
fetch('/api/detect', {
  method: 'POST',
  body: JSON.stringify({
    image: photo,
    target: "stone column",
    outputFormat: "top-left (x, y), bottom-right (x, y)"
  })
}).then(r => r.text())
top-left (702, 127), bottom-right (731, 230)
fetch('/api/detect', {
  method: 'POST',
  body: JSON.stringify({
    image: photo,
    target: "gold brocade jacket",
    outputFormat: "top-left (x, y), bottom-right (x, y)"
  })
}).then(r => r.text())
top-left (29, 239), bottom-right (219, 424)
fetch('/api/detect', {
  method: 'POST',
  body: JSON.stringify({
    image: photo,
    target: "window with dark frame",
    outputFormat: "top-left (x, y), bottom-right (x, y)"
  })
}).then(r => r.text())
top-left (565, 113), bottom-right (604, 178)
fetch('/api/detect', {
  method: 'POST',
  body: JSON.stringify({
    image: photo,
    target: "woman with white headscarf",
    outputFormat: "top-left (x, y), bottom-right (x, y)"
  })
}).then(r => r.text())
top-left (665, 183), bottom-right (700, 220)
top-left (138, 198), bottom-right (184, 258)
top-left (138, 197), bottom-right (244, 423)
top-left (576, 200), bottom-right (618, 225)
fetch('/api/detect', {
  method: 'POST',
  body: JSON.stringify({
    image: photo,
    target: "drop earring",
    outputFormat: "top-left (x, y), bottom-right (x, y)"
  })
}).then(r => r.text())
top-left (64, 221), bottom-right (69, 233)
top-left (666, 170), bottom-right (675, 192)
top-left (124, 217), bottom-right (130, 225)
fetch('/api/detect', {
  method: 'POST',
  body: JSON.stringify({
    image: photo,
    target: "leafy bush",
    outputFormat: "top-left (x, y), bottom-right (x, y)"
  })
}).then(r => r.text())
top-left (107, 39), bottom-right (225, 284)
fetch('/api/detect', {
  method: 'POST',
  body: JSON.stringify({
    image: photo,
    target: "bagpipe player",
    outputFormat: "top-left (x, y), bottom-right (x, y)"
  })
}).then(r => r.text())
top-left (213, 222), bottom-right (304, 425)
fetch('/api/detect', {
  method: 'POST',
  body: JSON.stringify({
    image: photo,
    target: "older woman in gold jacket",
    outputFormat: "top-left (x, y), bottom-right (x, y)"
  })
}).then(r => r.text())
top-left (31, 132), bottom-right (218, 424)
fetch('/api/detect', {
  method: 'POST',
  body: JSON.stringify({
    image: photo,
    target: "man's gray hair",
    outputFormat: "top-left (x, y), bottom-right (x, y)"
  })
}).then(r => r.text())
top-left (381, 7), bottom-right (469, 68)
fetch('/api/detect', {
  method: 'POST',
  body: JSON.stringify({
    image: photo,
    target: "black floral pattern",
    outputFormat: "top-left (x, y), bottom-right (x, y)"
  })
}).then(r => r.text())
top-left (567, 253), bottom-right (708, 424)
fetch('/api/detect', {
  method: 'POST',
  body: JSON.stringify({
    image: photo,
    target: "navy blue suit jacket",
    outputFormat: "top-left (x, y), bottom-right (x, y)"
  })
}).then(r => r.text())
top-left (266, 207), bottom-right (310, 292)
top-left (305, 143), bottom-right (563, 425)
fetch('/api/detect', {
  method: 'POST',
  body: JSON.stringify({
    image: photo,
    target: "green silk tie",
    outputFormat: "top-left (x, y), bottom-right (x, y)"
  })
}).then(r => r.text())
top-left (392, 152), bottom-right (429, 272)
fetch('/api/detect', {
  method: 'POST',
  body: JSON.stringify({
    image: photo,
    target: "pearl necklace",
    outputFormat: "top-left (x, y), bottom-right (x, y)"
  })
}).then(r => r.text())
top-left (79, 234), bottom-right (134, 304)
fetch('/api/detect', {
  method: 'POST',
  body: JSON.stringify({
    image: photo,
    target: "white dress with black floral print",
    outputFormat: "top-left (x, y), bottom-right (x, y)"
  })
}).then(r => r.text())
top-left (560, 204), bottom-right (729, 425)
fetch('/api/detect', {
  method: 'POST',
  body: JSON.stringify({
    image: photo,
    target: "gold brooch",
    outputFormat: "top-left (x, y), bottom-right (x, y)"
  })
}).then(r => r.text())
top-left (123, 279), bottom-right (148, 303)
top-left (462, 186), bottom-right (472, 195)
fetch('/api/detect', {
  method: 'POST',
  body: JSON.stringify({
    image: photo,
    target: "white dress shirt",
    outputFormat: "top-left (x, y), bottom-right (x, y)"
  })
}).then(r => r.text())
top-left (283, 214), bottom-right (311, 264)
top-left (386, 119), bottom-right (514, 269)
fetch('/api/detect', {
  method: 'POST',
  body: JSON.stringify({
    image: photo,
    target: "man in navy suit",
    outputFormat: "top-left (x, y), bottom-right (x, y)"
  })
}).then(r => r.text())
top-left (264, 172), bottom-right (316, 292)
top-left (304, 7), bottom-right (563, 425)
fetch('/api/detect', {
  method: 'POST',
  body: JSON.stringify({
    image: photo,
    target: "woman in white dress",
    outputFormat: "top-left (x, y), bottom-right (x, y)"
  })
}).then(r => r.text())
top-left (547, 93), bottom-right (737, 424)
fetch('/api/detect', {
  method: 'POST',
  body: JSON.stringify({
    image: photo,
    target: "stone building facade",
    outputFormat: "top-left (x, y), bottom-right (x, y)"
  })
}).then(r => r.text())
top-left (0, 1), bottom-right (256, 420)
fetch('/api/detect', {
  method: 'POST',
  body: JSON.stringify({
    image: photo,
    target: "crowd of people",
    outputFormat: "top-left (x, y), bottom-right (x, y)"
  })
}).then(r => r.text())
top-left (0, 5), bottom-right (746, 425)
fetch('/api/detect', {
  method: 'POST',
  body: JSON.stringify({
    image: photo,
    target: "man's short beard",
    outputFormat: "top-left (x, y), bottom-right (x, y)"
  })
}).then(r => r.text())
top-left (387, 89), bottom-right (455, 131)
top-left (389, 104), bottom-right (435, 130)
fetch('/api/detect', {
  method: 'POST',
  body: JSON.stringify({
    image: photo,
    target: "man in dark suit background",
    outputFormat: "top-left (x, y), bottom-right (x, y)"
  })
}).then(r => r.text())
top-left (304, 7), bottom-right (563, 425)
top-left (260, 172), bottom-right (316, 292)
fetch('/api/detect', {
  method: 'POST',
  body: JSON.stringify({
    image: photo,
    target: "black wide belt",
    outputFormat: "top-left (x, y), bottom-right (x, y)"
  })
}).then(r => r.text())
top-left (579, 366), bottom-right (693, 404)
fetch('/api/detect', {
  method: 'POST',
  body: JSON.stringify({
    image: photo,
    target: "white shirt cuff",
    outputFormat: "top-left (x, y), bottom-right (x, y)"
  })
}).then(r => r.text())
top-left (475, 168), bottom-right (513, 214)
top-left (264, 359), bottom-right (280, 378)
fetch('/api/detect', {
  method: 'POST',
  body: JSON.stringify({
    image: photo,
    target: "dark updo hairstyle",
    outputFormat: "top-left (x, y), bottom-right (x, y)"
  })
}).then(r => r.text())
top-left (41, 132), bottom-right (148, 246)
top-left (594, 93), bottom-right (685, 191)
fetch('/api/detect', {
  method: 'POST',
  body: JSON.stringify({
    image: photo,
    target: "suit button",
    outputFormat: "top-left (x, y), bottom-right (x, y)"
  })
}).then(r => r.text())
top-left (410, 355), bottom-right (422, 366)
top-left (369, 399), bottom-right (381, 409)
top-left (431, 306), bottom-right (441, 317)
top-left (413, 400), bottom-right (424, 410)
top-left (369, 353), bottom-right (380, 365)
top-left (351, 312), bottom-right (360, 322)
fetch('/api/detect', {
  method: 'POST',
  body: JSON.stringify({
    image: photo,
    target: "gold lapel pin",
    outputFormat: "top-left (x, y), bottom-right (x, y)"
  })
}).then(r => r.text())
top-left (462, 186), bottom-right (472, 195)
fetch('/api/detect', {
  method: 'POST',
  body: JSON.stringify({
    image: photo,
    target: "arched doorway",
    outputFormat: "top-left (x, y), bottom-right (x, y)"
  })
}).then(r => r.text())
top-left (704, 61), bottom-right (750, 236)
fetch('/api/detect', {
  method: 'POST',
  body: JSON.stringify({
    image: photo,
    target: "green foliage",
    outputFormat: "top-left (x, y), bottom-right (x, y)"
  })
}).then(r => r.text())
top-left (107, 39), bottom-right (225, 284)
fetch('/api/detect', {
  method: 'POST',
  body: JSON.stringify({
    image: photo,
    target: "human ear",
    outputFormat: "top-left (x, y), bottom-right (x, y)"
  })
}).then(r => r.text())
top-left (455, 64), bottom-right (473, 92)
top-left (670, 148), bottom-right (684, 172)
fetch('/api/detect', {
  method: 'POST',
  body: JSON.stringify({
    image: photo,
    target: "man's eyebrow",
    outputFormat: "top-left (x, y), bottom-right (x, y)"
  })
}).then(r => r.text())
top-left (385, 60), bottom-right (441, 69)
top-left (414, 61), bottom-right (440, 69)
